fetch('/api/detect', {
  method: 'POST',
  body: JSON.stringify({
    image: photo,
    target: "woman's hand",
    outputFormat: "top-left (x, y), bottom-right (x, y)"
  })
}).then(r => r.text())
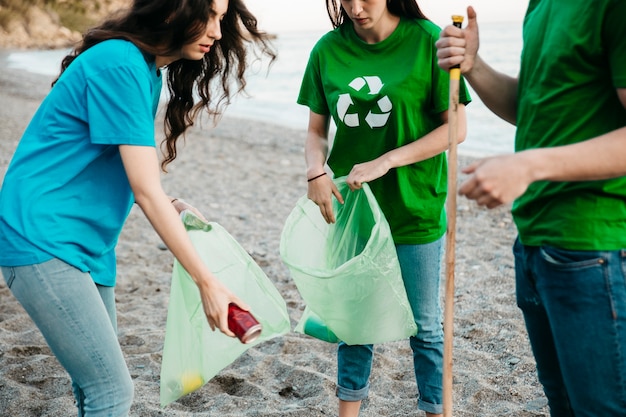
top-left (197, 276), bottom-right (249, 336)
top-left (307, 173), bottom-right (343, 224)
top-left (346, 157), bottom-right (390, 191)
top-left (170, 197), bottom-right (208, 222)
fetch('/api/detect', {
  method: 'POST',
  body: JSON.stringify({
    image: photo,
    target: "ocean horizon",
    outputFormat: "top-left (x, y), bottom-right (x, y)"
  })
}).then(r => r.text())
top-left (6, 22), bottom-right (522, 157)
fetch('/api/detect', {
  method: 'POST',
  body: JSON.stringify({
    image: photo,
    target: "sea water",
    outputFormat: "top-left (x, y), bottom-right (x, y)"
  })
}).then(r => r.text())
top-left (6, 21), bottom-right (522, 157)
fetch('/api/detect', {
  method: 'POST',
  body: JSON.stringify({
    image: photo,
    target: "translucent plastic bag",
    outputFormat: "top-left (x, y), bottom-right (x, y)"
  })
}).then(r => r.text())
top-left (280, 177), bottom-right (417, 346)
top-left (160, 211), bottom-right (291, 407)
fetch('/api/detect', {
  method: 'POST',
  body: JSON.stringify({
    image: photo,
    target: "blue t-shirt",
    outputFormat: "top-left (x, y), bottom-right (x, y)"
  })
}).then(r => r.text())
top-left (0, 39), bottom-right (162, 286)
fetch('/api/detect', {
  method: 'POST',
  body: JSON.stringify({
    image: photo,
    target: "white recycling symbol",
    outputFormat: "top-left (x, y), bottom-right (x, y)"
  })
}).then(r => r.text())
top-left (337, 76), bottom-right (392, 128)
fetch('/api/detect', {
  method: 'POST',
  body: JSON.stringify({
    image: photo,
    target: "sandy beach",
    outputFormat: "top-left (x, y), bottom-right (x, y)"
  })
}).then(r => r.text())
top-left (0, 51), bottom-right (548, 416)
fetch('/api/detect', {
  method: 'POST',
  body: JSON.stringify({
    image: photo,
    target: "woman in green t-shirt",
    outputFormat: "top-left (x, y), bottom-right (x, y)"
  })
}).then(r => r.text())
top-left (297, 1), bottom-right (470, 416)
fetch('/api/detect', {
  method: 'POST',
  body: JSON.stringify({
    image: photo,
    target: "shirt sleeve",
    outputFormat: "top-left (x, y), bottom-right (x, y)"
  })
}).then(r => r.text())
top-left (297, 42), bottom-right (331, 116)
top-left (86, 63), bottom-right (156, 146)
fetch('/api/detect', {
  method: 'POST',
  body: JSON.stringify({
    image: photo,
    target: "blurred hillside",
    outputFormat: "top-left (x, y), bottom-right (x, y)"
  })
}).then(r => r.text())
top-left (0, 0), bottom-right (129, 49)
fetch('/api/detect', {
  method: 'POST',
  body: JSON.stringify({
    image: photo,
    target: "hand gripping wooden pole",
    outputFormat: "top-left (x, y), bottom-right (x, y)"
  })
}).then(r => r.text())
top-left (443, 14), bottom-right (464, 417)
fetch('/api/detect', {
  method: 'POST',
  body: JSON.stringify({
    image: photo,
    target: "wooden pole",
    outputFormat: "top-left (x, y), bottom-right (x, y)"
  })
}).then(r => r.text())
top-left (443, 14), bottom-right (464, 417)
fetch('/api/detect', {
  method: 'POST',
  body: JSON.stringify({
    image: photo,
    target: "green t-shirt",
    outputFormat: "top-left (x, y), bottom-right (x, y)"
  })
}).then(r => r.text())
top-left (298, 17), bottom-right (471, 244)
top-left (514, 0), bottom-right (626, 250)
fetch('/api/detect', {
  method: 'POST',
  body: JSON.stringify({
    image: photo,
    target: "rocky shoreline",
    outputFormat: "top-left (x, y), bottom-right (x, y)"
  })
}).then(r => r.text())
top-left (0, 0), bottom-right (129, 49)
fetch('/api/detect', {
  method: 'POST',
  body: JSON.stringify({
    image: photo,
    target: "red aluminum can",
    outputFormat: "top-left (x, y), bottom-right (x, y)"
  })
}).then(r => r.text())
top-left (228, 303), bottom-right (262, 344)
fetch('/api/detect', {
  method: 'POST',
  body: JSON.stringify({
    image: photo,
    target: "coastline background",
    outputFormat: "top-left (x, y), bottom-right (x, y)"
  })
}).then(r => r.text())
top-left (6, 20), bottom-right (522, 157)
top-left (0, 14), bottom-right (550, 417)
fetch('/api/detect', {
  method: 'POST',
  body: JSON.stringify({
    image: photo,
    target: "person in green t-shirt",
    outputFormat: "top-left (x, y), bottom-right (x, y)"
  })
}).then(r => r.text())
top-left (436, 3), bottom-right (626, 415)
top-left (297, 1), bottom-right (470, 416)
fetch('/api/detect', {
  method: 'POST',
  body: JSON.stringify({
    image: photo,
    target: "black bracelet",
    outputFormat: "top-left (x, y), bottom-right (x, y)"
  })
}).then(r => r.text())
top-left (307, 172), bottom-right (327, 182)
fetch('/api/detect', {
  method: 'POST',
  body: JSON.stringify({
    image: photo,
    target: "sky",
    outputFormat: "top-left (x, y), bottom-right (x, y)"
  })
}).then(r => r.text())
top-left (245, 0), bottom-right (528, 33)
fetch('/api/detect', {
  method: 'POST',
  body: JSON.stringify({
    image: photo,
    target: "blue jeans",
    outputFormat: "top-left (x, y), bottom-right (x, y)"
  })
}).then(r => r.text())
top-left (1, 258), bottom-right (133, 416)
top-left (514, 238), bottom-right (626, 416)
top-left (336, 238), bottom-right (444, 415)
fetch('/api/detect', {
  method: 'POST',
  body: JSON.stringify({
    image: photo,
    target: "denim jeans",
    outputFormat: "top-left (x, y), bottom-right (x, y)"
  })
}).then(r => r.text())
top-left (1, 258), bottom-right (133, 416)
top-left (514, 238), bottom-right (626, 416)
top-left (336, 237), bottom-right (444, 415)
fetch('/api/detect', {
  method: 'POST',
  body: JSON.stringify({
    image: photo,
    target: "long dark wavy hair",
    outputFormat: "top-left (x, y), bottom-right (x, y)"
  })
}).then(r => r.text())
top-left (53, 0), bottom-right (276, 170)
top-left (325, 0), bottom-right (427, 28)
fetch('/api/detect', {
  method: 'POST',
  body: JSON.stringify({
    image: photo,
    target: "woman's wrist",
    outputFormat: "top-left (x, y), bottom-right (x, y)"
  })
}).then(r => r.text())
top-left (307, 172), bottom-right (327, 182)
top-left (306, 166), bottom-right (326, 180)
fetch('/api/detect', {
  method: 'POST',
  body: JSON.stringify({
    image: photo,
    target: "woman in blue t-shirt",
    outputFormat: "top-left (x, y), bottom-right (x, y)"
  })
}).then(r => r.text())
top-left (298, 1), bottom-right (469, 417)
top-left (0, 0), bottom-right (275, 414)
